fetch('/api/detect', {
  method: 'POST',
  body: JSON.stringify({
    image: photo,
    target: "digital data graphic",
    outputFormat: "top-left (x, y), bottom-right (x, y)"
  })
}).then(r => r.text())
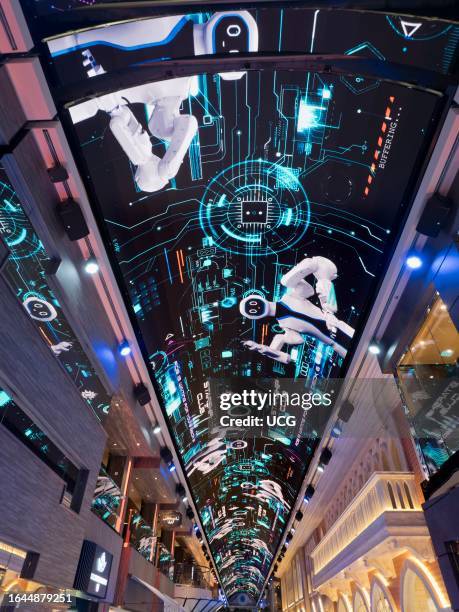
top-left (27, 5), bottom-right (458, 602)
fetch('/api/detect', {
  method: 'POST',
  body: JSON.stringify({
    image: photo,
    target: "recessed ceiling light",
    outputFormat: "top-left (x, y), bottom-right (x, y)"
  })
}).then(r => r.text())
top-left (368, 343), bottom-right (381, 355)
top-left (406, 255), bottom-right (422, 269)
top-left (84, 257), bottom-right (99, 274)
top-left (118, 339), bottom-right (131, 357)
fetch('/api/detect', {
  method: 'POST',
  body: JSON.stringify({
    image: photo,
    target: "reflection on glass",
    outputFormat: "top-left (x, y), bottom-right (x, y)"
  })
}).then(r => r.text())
top-left (397, 297), bottom-right (459, 476)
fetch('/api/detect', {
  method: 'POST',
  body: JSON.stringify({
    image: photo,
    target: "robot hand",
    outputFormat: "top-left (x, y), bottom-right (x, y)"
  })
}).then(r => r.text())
top-left (51, 341), bottom-right (73, 355)
top-left (313, 257), bottom-right (338, 314)
top-left (109, 100), bottom-right (198, 193)
top-left (242, 341), bottom-right (291, 364)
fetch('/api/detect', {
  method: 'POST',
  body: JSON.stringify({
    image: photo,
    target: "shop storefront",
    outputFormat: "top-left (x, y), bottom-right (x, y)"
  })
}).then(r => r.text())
top-left (396, 296), bottom-right (458, 477)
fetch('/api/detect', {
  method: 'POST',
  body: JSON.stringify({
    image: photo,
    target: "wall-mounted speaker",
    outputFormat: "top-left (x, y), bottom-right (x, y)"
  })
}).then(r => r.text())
top-left (338, 400), bottom-right (355, 422)
top-left (134, 382), bottom-right (150, 406)
top-left (416, 193), bottom-right (452, 238)
top-left (48, 165), bottom-right (69, 183)
top-left (57, 199), bottom-right (89, 241)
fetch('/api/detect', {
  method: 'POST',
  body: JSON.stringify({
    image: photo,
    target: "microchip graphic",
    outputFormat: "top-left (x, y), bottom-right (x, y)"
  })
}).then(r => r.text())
top-left (241, 201), bottom-right (268, 224)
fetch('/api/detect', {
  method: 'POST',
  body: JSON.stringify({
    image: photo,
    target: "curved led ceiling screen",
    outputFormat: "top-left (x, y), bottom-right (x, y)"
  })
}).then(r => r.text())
top-left (34, 5), bottom-right (458, 603)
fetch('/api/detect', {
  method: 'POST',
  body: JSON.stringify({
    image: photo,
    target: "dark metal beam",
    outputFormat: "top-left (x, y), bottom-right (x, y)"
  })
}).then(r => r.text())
top-left (29, 0), bottom-right (459, 34)
top-left (55, 53), bottom-right (453, 108)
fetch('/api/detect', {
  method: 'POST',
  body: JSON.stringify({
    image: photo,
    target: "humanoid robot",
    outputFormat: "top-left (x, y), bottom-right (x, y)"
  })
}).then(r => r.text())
top-left (239, 256), bottom-right (355, 364)
top-left (60, 11), bottom-right (258, 192)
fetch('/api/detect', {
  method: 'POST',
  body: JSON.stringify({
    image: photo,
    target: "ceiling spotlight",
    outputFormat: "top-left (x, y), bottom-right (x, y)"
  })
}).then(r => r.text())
top-left (168, 462), bottom-right (176, 472)
top-left (304, 484), bottom-right (315, 504)
top-left (368, 342), bottom-right (381, 355)
top-left (153, 424), bottom-right (161, 434)
top-left (118, 339), bottom-right (131, 357)
top-left (84, 257), bottom-right (99, 275)
top-left (295, 510), bottom-right (303, 522)
top-left (182, 496), bottom-right (188, 503)
top-left (319, 448), bottom-right (332, 466)
top-left (406, 255), bottom-right (423, 269)
top-left (286, 532), bottom-right (293, 543)
top-left (331, 421), bottom-right (342, 438)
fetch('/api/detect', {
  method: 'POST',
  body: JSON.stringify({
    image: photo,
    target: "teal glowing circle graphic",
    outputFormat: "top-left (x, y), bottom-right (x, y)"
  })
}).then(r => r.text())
top-left (199, 160), bottom-right (310, 256)
top-left (0, 182), bottom-right (42, 260)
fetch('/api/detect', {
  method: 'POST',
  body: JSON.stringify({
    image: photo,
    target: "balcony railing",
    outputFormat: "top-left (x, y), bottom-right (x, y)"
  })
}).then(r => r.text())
top-left (311, 472), bottom-right (421, 575)
top-left (91, 467), bottom-right (123, 530)
top-left (173, 562), bottom-right (213, 589)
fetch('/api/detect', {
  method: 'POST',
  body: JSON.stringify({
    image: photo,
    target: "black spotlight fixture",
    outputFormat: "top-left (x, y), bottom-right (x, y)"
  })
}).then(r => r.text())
top-left (185, 507), bottom-right (194, 520)
top-left (44, 257), bottom-right (61, 276)
top-left (285, 532), bottom-right (293, 543)
top-left (195, 529), bottom-right (202, 539)
top-left (47, 164), bottom-right (69, 183)
top-left (160, 447), bottom-right (173, 464)
top-left (281, 545), bottom-right (287, 554)
top-left (416, 193), bottom-right (452, 237)
top-left (273, 564), bottom-right (278, 573)
top-left (304, 484), bottom-right (315, 504)
top-left (295, 510), bottom-right (303, 522)
top-left (176, 483), bottom-right (186, 497)
top-left (57, 198), bottom-right (89, 241)
top-left (338, 399), bottom-right (355, 422)
top-left (134, 382), bottom-right (151, 406)
top-left (319, 448), bottom-right (332, 466)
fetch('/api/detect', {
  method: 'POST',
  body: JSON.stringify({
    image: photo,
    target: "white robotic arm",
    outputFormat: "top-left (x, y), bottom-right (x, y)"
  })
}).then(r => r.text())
top-left (281, 256), bottom-right (338, 313)
top-left (109, 105), bottom-right (168, 192)
top-left (243, 330), bottom-right (304, 364)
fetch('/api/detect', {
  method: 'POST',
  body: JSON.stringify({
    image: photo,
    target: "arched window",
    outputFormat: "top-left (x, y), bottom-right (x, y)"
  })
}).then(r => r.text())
top-left (401, 560), bottom-right (448, 612)
top-left (371, 579), bottom-right (395, 612)
top-left (353, 589), bottom-right (369, 612)
top-left (337, 595), bottom-right (350, 612)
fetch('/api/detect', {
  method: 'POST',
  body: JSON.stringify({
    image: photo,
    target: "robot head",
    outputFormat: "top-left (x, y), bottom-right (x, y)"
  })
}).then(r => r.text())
top-left (239, 295), bottom-right (270, 320)
top-left (194, 11), bottom-right (259, 81)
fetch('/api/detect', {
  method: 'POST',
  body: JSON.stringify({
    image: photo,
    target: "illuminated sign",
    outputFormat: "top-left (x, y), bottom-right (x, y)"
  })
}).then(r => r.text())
top-left (74, 540), bottom-right (113, 599)
top-left (23, 4), bottom-right (457, 603)
top-left (159, 511), bottom-right (182, 529)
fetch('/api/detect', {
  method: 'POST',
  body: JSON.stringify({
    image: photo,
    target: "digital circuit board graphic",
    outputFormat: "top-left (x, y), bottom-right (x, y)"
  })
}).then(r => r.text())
top-left (0, 166), bottom-right (111, 420)
top-left (34, 5), bottom-right (458, 603)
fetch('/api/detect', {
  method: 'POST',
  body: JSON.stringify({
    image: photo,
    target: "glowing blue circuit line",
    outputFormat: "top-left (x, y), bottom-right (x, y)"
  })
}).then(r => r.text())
top-left (164, 248), bottom-right (173, 284)
top-left (358, 256), bottom-right (376, 277)
top-left (5, 228), bottom-right (26, 246)
top-left (309, 9), bottom-right (320, 53)
top-left (360, 224), bottom-right (384, 241)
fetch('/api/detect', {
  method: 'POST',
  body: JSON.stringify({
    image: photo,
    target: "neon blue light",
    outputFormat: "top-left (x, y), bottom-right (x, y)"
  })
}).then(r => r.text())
top-left (221, 296), bottom-right (237, 308)
top-left (0, 390), bottom-right (11, 407)
top-left (297, 99), bottom-right (324, 132)
top-left (24, 428), bottom-right (33, 437)
top-left (51, 16), bottom-right (191, 57)
top-left (221, 225), bottom-right (261, 243)
top-left (321, 88), bottom-right (331, 99)
top-left (5, 228), bottom-right (27, 247)
top-left (221, 351), bottom-right (233, 358)
top-left (284, 208), bottom-right (293, 226)
top-left (133, 303), bottom-right (142, 313)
